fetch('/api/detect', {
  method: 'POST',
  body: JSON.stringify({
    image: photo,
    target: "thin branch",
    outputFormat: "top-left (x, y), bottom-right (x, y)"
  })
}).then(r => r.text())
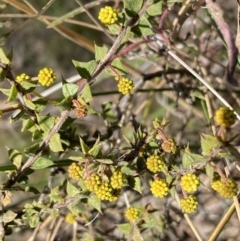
top-left (152, 35), bottom-right (240, 120)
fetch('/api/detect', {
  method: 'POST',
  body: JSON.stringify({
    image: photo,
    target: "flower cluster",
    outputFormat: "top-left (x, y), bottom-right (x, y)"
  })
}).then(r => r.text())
top-left (150, 179), bottom-right (169, 198)
top-left (96, 182), bottom-right (120, 202)
top-left (98, 6), bottom-right (118, 25)
top-left (125, 207), bottom-right (140, 221)
top-left (110, 171), bottom-right (126, 189)
top-left (211, 178), bottom-right (238, 198)
top-left (180, 195), bottom-right (198, 213)
top-left (38, 67), bottom-right (56, 86)
top-left (16, 73), bottom-right (31, 83)
top-left (84, 173), bottom-right (102, 192)
top-left (68, 162), bottom-right (83, 180)
top-left (161, 138), bottom-right (177, 153)
top-left (116, 77), bottom-right (134, 95)
top-left (146, 154), bottom-right (167, 173)
top-left (214, 107), bottom-right (236, 127)
top-left (180, 173), bottom-right (200, 193)
top-left (84, 173), bottom-right (121, 202)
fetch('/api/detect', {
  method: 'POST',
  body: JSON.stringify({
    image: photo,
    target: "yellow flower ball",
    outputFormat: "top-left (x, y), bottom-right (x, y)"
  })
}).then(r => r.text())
top-left (98, 6), bottom-right (118, 25)
top-left (38, 67), bottom-right (56, 86)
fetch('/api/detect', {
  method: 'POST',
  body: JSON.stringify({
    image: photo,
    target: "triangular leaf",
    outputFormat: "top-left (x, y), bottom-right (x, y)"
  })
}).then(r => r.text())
top-left (87, 195), bottom-right (102, 213)
top-left (62, 77), bottom-right (79, 98)
top-left (31, 157), bottom-right (54, 169)
top-left (72, 60), bottom-right (96, 78)
top-left (66, 181), bottom-right (81, 197)
top-left (200, 133), bottom-right (222, 156)
top-left (49, 133), bottom-right (64, 152)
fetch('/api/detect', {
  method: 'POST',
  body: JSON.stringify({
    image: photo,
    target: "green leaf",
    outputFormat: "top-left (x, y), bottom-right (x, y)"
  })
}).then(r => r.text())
top-left (124, 0), bottom-right (143, 17)
top-left (8, 148), bottom-right (22, 170)
top-left (23, 96), bottom-right (36, 110)
top-left (205, 164), bottom-right (214, 179)
top-left (108, 24), bottom-right (121, 35)
top-left (7, 85), bottom-right (17, 102)
top-left (128, 176), bottom-right (142, 194)
top-left (21, 119), bottom-right (36, 132)
top-left (3, 210), bottom-right (17, 223)
top-left (29, 214), bottom-right (40, 228)
top-left (87, 195), bottom-right (102, 213)
top-left (62, 77), bottom-right (79, 98)
top-left (88, 137), bottom-right (100, 157)
top-left (182, 146), bottom-right (208, 169)
top-left (117, 223), bottom-right (132, 235)
top-left (25, 186), bottom-right (40, 194)
top-left (21, 80), bottom-right (37, 91)
top-left (79, 137), bottom-right (89, 155)
top-left (56, 96), bottom-right (72, 111)
top-left (24, 143), bottom-right (39, 155)
top-left (110, 58), bottom-right (127, 75)
top-left (147, 1), bottom-right (162, 16)
top-left (218, 145), bottom-right (240, 160)
top-left (0, 88), bottom-right (10, 97)
top-left (66, 181), bottom-right (81, 197)
top-left (105, 58), bottom-right (127, 76)
top-left (95, 44), bottom-right (108, 62)
top-left (72, 60), bottom-right (96, 79)
top-left (200, 133), bottom-right (222, 156)
top-left (31, 157), bottom-right (54, 169)
top-left (131, 15), bottom-right (153, 36)
top-left (81, 83), bottom-right (92, 103)
top-left (95, 159), bottom-right (113, 164)
top-left (37, 114), bottom-right (55, 132)
top-left (69, 156), bottom-right (86, 162)
top-left (49, 133), bottom-right (64, 152)
top-left (121, 166), bottom-right (136, 175)
top-left (0, 48), bottom-right (10, 81)
top-left (33, 98), bottom-right (48, 112)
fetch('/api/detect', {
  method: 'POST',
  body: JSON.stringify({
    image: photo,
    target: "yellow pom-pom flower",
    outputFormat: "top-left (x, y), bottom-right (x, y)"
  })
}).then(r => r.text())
top-left (110, 171), bottom-right (126, 189)
top-left (117, 77), bottom-right (134, 95)
top-left (65, 212), bottom-right (76, 224)
top-left (38, 67), bottom-right (56, 86)
top-left (125, 207), bottom-right (140, 221)
top-left (214, 107), bottom-right (236, 127)
top-left (84, 173), bottom-right (102, 192)
top-left (150, 179), bottom-right (169, 198)
top-left (98, 6), bottom-right (118, 25)
top-left (146, 154), bottom-right (167, 173)
top-left (16, 73), bottom-right (31, 83)
top-left (180, 195), bottom-right (198, 213)
top-left (161, 138), bottom-right (177, 153)
top-left (96, 182), bottom-right (120, 202)
top-left (68, 162), bottom-right (83, 180)
top-left (180, 173), bottom-right (200, 193)
top-left (211, 178), bottom-right (238, 199)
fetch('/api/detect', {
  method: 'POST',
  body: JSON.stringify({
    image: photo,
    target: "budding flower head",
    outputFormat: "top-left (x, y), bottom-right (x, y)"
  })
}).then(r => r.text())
top-left (110, 170), bottom-right (126, 189)
top-left (180, 195), bottom-right (198, 213)
top-left (211, 178), bottom-right (238, 199)
top-left (180, 173), bottom-right (200, 193)
top-left (117, 77), bottom-right (134, 95)
top-left (146, 154), bottom-right (167, 173)
top-left (96, 182), bottom-right (120, 202)
top-left (150, 179), bottom-right (169, 198)
top-left (16, 73), bottom-right (31, 83)
top-left (68, 162), bottom-right (83, 180)
top-left (38, 67), bottom-right (56, 86)
top-left (98, 6), bottom-right (118, 25)
top-left (161, 138), bottom-right (177, 153)
top-left (214, 107), bottom-right (236, 127)
top-left (125, 207), bottom-right (140, 222)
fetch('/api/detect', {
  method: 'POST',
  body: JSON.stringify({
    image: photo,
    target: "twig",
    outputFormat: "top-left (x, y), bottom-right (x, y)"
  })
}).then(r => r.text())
top-left (152, 35), bottom-right (240, 120)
